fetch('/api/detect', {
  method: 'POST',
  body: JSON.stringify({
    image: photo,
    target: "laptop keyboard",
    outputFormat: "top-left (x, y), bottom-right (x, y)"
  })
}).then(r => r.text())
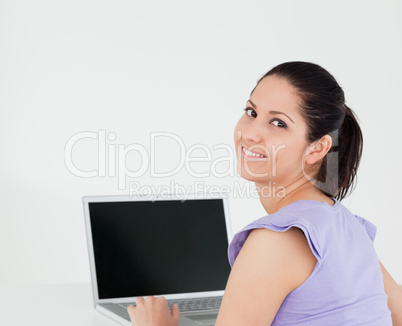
top-left (119, 296), bottom-right (223, 313)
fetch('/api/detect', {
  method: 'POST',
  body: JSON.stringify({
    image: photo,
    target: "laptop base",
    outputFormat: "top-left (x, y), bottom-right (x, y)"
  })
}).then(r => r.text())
top-left (97, 302), bottom-right (219, 326)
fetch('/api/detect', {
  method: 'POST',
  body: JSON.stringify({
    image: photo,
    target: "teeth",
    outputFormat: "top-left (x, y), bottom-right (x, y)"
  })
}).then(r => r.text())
top-left (242, 146), bottom-right (266, 158)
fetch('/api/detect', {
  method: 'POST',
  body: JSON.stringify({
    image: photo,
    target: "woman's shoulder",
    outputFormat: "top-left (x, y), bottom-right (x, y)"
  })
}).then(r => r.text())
top-left (226, 226), bottom-right (318, 300)
top-left (236, 226), bottom-right (317, 282)
top-left (240, 198), bottom-right (337, 237)
top-left (228, 205), bottom-right (319, 268)
top-left (228, 198), bottom-right (345, 267)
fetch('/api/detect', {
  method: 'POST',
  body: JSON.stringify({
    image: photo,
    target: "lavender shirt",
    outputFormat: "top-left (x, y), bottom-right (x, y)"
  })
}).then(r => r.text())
top-left (227, 198), bottom-right (392, 325)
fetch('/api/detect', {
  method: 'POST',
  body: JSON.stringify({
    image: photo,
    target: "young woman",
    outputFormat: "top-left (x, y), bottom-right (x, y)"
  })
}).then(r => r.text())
top-left (127, 61), bottom-right (402, 325)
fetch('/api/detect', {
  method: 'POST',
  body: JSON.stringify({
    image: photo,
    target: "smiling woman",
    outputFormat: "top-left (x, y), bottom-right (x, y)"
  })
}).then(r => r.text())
top-left (127, 62), bottom-right (402, 326)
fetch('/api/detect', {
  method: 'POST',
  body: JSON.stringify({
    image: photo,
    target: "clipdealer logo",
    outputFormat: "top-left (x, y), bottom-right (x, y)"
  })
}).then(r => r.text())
top-left (64, 130), bottom-right (239, 190)
top-left (63, 129), bottom-right (309, 199)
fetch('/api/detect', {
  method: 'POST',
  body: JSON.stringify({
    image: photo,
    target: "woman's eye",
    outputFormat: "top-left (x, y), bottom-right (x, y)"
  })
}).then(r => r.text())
top-left (243, 108), bottom-right (287, 129)
top-left (243, 107), bottom-right (256, 118)
top-left (271, 119), bottom-right (287, 128)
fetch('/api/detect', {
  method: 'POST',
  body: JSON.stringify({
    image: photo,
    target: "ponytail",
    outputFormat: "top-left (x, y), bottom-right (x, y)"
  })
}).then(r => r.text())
top-left (335, 105), bottom-right (363, 200)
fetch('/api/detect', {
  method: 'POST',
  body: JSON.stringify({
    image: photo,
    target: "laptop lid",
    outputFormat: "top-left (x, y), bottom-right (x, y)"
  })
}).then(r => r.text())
top-left (83, 192), bottom-right (233, 305)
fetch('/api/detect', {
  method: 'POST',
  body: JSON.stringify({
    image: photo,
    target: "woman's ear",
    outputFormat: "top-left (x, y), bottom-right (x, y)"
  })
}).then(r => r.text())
top-left (305, 135), bottom-right (332, 165)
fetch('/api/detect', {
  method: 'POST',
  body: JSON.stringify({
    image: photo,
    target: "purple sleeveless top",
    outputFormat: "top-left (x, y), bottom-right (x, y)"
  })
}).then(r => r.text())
top-left (227, 198), bottom-right (392, 325)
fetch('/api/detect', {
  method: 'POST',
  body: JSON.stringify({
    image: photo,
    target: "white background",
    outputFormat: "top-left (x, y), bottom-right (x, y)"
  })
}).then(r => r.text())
top-left (1, 0), bottom-right (401, 286)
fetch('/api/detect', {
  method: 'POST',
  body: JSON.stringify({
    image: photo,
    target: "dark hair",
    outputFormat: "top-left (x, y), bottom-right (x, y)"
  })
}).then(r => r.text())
top-left (252, 61), bottom-right (363, 201)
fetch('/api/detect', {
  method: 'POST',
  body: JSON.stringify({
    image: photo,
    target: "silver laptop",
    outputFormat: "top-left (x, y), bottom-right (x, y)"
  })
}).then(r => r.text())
top-left (83, 192), bottom-right (233, 326)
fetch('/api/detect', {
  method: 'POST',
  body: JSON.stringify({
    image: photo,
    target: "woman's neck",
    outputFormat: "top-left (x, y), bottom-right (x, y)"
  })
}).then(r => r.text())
top-left (255, 178), bottom-right (334, 215)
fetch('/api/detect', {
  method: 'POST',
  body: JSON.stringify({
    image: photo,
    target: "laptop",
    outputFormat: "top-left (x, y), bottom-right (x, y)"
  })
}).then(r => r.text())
top-left (83, 192), bottom-right (233, 326)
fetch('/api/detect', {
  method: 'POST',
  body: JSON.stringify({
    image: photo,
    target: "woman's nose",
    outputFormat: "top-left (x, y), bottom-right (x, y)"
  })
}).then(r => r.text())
top-left (240, 120), bottom-right (265, 144)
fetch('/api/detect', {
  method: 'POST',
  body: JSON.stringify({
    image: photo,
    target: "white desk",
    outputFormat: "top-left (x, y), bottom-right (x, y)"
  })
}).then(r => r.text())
top-left (0, 283), bottom-right (119, 326)
top-left (2, 283), bottom-right (401, 325)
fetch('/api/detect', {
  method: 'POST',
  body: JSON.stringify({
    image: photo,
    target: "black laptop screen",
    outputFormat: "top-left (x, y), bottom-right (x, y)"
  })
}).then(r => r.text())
top-left (88, 198), bottom-right (231, 299)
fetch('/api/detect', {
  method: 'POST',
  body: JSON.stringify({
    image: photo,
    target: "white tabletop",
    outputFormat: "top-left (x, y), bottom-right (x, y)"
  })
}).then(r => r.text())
top-left (0, 283), bottom-right (120, 326)
top-left (2, 282), bottom-right (401, 325)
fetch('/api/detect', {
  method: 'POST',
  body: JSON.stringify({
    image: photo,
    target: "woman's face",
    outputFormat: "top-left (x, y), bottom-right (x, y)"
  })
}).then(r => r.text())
top-left (233, 75), bottom-right (311, 187)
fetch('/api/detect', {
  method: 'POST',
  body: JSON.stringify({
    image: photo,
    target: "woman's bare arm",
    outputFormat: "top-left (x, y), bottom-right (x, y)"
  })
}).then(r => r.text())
top-left (380, 260), bottom-right (402, 325)
top-left (215, 227), bottom-right (317, 326)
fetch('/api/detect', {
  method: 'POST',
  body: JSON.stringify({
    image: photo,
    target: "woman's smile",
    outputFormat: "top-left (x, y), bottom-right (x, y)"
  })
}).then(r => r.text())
top-left (241, 144), bottom-right (268, 160)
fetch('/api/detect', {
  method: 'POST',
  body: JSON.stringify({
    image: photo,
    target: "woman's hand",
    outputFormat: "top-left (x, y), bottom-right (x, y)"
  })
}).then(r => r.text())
top-left (127, 296), bottom-right (180, 326)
